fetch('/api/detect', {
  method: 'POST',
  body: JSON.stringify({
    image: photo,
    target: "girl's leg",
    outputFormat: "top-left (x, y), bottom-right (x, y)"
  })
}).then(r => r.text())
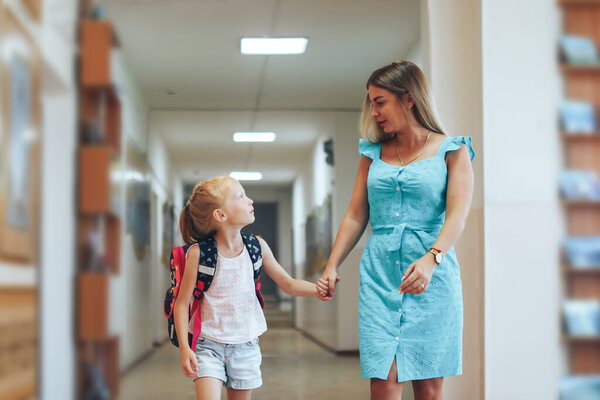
top-left (411, 377), bottom-right (444, 400)
top-left (226, 388), bottom-right (252, 400)
top-left (194, 377), bottom-right (224, 400)
top-left (370, 358), bottom-right (405, 400)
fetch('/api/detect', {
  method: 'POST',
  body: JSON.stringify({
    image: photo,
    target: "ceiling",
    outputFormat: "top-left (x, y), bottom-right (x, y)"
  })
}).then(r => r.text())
top-left (104, 0), bottom-right (421, 184)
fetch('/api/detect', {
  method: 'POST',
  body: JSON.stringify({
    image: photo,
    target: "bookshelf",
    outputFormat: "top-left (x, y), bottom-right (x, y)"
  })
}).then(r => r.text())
top-left (76, 18), bottom-right (121, 400)
top-left (559, 0), bottom-right (600, 382)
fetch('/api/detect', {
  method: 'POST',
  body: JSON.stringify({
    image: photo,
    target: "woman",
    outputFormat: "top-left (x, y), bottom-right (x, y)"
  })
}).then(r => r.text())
top-left (317, 61), bottom-right (474, 400)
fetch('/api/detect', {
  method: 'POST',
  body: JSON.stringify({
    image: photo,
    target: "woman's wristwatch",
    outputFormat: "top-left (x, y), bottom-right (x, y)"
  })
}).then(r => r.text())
top-left (428, 247), bottom-right (443, 264)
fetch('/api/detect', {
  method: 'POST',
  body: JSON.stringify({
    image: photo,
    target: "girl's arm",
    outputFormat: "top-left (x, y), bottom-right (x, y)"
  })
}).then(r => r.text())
top-left (319, 155), bottom-right (371, 296)
top-left (173, 244), bottom-right (200, 378)
top-left (258, 237), bottom-right (321, 298)
top-left (399, 144), bottom-right (474, 294)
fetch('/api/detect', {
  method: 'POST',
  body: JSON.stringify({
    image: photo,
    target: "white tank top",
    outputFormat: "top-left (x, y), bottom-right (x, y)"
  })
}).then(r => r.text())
top-left (197, 246), bottom-right (267, 344)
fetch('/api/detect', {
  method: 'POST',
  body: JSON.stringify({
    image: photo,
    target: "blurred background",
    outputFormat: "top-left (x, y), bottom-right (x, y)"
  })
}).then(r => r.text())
top-left (0, 0), bottom-right (599, 399)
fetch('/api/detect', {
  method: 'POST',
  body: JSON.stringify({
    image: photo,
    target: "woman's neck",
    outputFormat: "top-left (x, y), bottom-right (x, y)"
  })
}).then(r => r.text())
top-left (395, 125), bottom-right (429, 149)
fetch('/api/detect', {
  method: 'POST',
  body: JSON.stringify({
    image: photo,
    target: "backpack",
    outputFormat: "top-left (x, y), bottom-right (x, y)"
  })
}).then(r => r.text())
top-left (163, 233), bottom-right (264, 351)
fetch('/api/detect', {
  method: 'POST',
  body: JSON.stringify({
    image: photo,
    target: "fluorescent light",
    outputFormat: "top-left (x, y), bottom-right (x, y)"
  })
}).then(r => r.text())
top-left (240, 38), bottom-right (308, 55)
top-left (230, 172), bottom-right (263, 181)
top-left (233, 132), bottom-right (276, 143)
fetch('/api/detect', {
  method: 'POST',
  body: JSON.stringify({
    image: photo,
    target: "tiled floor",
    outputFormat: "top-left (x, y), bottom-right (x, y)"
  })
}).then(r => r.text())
top-left (120, 328), bottom-right (371, 399)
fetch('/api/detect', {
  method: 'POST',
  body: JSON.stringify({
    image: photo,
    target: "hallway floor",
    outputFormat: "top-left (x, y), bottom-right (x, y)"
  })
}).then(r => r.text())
top-left (120, 328), bottom-right (370, 399)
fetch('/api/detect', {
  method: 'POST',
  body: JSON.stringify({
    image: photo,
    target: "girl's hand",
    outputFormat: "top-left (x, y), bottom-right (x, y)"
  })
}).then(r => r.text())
top-left (180, 347), bottom-right (198, 378)
top-left (398, 254), bottom-right (437, 295)
top-left (318, 268), bottom-right (341, 299)
top-left (316, 279), bottom-right (330, 301)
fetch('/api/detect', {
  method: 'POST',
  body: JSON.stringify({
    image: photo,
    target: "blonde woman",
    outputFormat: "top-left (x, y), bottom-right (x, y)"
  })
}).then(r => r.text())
top-left (318, 61), bottom-right (475, 400)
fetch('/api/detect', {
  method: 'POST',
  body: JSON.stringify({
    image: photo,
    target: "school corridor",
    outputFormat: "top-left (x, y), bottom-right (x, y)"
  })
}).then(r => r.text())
top-left (0, 0), bottom-right (576, 399)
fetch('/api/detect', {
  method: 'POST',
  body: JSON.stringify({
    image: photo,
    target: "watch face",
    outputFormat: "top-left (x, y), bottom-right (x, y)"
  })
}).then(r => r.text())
top-left (435, 252), bottom-right (443, 264)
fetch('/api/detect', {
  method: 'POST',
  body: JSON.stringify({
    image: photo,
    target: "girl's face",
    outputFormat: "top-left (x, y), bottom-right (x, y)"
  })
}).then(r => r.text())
top-left (368, 85), bottom-right (412, 135)
top-left (221, 182), bottom-right (255, 226)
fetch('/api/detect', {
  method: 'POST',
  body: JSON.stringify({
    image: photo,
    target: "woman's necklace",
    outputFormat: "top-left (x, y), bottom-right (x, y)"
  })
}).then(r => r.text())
top-left (395, 130), bottom-right (431, 166)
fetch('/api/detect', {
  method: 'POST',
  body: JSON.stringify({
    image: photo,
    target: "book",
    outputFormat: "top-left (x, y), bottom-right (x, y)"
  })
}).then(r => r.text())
top-left (564, 236), bottom-right (600, 268)
top-left (563, 299), bottom-right (600, 336)
top-left (559, 170), bottom-right (600, 200)
top-left (560, 100), bottom-right (597, 133)
top-left (560, 375), bottom-right (600, 400)
top-left (560, 35), bottom-right (599, 65)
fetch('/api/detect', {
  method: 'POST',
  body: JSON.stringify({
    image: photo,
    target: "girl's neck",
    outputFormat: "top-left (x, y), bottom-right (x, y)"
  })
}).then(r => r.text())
top-left (213, 227), bottom-right (244, 254)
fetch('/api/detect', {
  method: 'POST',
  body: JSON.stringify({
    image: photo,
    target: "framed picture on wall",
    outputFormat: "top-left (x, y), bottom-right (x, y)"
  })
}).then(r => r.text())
top-left (0, 7), bottom-right (41, 263)
top-left (161, 201), bottom-right (175, 267)
top-left (125, 142), bottom-right (151, 262)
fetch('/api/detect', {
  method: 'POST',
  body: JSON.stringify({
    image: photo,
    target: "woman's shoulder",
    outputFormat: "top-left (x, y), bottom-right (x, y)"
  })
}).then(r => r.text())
top-left (441, 135), bottom-right (475, 161)
top-left (359, 138), bottom-right (381, 160)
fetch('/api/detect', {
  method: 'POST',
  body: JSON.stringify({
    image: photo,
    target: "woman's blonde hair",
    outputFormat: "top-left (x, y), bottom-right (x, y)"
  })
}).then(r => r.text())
top-left (179, 176), bottom-right (237, 244)
top-left (359, 61), bottom-right (445, 143)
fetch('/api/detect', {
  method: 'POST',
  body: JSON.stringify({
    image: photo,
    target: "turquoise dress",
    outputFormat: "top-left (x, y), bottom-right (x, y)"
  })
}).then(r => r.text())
top-left (358, 135), bottom-right (475, 382)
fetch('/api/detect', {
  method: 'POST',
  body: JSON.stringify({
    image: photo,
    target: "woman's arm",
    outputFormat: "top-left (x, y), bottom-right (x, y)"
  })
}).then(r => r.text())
top-left (432, 144), bottom-right (474, 254)
top-left (173, 244), bottom-right (200, 378)
top-left (258, 237), bottom-right (321, 298)
top-left (399, 144), bottom-right (474, 295)
top-left (319, 155), bottom-right (371, 297)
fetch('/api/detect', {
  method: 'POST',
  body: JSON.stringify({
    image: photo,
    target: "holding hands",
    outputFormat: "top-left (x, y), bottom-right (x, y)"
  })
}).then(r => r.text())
top-left (316, 267), bottom-right (341, 300)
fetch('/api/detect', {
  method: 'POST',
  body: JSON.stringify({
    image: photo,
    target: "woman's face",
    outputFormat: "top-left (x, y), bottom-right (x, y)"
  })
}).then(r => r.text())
top-left (222, 181), bottom-right (255, 226)
top-left (368, 85), bottom-right (411, 134)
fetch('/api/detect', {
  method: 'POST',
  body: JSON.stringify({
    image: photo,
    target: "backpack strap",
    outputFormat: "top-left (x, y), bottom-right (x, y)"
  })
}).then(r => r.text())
top-left (241, 233), bottom-right (264, 308)
top-left (192, 237), bottom-right (218, 299)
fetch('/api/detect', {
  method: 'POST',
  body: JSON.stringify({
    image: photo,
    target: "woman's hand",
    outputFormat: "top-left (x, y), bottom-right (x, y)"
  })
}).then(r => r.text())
top-left (398, 253), bottom-right (437, 295)
top-left (180, 347), bottom-right (198, 378)
top-left (317, 268), bottom-right (341, 299)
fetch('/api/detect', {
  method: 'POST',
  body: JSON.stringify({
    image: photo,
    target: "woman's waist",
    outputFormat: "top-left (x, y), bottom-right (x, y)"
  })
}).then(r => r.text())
top-left (371, 222), bottom-right (444, 234)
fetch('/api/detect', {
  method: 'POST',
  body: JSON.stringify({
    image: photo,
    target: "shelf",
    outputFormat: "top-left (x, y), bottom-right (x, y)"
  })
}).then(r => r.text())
top-left (562, 132), bottom-right (600, 140)
top-left (567, 273), bottom-right (600, 300)
top-left (78, 215), bottom-right (121, 274)
top-left (77, 273), bottom-right (111, 340)
top-left (570, 341), bottom-right (600, 373)
top-left (77, 336), bottom-right (119, 400)
top-left (80, 20), bottom-right (119, 87)
top-left (560, 0), bottom-right (600, 5)
top-left (80, 86), bottom-right (121, 154)
top-left (563, 335), bottom-right (600, 343)
top-left (563, 199), bottom-right (600, 207)
top-left (562, 266), bottom-right (600, 274)
top-left (78, 145), bottom-right (120, 214)
top-left (561, 64), bottom-right (600, 74)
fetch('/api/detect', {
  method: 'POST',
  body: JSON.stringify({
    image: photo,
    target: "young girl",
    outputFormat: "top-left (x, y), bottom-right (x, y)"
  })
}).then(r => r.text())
top-left (174, 176), bottom-right (326, 400)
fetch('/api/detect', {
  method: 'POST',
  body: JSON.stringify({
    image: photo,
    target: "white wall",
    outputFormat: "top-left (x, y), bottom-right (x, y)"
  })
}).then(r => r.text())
top-left (33, 0), bottom-right (79, 398)
top-left (293, 132), bottom-right (338, 347)
top-left (424, 1), bottom-right (562, 399)
top-left (109, 50), bottom-right (178, 368)
top-left (332, 112), bottom-right (364, 351)
top-left (290, 111), bottom-right (368, 351)
top-left (481, 1), bottom-right (561, 399)
top-left (423, 0), bottom-right (484, 398)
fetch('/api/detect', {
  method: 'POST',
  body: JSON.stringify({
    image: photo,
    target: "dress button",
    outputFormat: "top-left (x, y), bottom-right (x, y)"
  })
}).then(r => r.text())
top-left (395, 212), bottom-right (400, 217)
top-left (395, 337), bottom-right (400, 341)
top-left (395, 261), bottom-right (400, 265)
top-left (398, 308), bottom-right (402, 313)
top-left (396, 187), bottom-right (400, 191)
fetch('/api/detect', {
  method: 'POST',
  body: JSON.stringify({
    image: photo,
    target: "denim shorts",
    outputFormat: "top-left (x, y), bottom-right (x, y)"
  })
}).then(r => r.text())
top-left (193, 336), bottom-right (262, 390)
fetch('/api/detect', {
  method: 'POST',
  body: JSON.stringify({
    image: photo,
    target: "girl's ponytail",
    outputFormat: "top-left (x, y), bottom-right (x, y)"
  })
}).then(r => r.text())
top-left (178, 176), bottom-right (237, 244)
top-left (178, 203), bottom-right (198, 245)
